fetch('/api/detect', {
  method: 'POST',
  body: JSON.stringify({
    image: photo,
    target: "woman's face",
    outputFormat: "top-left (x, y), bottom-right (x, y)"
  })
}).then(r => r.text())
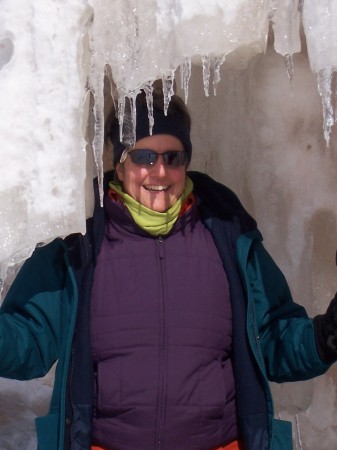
top-left (116, 134), bottom-right (187, 212)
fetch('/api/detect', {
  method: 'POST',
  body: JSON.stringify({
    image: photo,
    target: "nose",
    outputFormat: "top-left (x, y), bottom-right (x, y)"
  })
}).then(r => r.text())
top-left (150, 155), bottom-right (167, 176)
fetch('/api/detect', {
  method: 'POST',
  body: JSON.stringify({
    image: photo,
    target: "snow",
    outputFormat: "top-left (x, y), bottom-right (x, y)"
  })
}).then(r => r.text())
top-left (0, 375), bottom-right (53, 449)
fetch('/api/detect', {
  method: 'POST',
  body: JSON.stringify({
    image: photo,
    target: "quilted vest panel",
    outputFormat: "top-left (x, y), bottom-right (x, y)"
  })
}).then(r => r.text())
top-left (90, 198), bottom-right (237, 450)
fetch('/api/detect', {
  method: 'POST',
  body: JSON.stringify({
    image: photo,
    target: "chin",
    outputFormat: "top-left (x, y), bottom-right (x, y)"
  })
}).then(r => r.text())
top-left (143, 196), bottom-right (174, 213)
top-left (146, 201), bottom-right (171, 213)
top-left (150, 205), bottom-right (168, 213)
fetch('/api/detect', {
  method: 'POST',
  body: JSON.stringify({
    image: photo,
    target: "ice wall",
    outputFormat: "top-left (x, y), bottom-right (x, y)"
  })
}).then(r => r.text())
top-left (0, 0), bottom-right (92, 284)
top-left (1, 0), bottom-right (337, 283)
top-left (87, 0), bottom-right (271, 202)
top-left (88, 0), bottom-right (337, 161)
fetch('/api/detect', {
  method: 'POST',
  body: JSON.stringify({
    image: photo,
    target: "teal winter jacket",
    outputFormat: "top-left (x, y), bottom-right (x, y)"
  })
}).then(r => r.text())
top-left (0, 171), bottom-right (331, 450)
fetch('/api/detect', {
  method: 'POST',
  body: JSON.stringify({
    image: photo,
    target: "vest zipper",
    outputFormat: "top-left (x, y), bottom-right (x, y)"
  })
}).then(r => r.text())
top-left (155, 235), bottom-right (167, 450)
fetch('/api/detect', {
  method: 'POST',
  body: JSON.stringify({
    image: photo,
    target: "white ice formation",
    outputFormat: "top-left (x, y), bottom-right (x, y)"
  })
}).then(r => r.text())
top-left (0, 0), bottom-right (91, 285)
top-left (1, 0), bottom-right (336, 278)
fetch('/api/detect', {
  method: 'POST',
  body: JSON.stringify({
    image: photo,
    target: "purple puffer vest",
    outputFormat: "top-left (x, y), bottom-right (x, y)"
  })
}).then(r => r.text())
top-left (90, 195), bottom-right (237, 450)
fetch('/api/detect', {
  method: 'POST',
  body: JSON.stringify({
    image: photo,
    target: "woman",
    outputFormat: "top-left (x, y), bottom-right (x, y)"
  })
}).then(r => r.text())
top-left (0, 90), bottom-right (336, 450)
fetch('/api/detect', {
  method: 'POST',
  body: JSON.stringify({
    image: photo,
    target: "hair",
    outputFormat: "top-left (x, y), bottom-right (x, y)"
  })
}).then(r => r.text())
top-left (105, 84), bottom-right (192, 168)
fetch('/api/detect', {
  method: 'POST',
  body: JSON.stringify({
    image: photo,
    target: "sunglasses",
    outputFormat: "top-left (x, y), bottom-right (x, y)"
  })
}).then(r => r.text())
top-left (125, 148), bottom-right (189, 167)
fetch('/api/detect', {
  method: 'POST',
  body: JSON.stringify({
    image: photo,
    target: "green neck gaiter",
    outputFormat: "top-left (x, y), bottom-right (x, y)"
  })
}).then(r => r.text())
top-left (109, 177), bottom-right (194, 236)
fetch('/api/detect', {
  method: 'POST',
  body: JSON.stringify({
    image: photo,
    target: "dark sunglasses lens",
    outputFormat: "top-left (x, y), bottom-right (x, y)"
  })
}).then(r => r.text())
top-left (129, 149), bottom-right (187, 166)
top-left (130, 149), bottom-right (157, 165)
top-left (163, 151), bottom-right (187, 166)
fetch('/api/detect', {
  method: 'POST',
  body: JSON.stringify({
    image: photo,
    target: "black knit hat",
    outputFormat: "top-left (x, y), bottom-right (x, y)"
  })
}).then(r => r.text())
top-left (108, 90), bottom-right (192, 167)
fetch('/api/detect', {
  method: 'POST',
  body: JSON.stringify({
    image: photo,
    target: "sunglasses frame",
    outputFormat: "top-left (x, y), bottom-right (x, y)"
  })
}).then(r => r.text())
top-left (120, 148), bottom-right (188, 167)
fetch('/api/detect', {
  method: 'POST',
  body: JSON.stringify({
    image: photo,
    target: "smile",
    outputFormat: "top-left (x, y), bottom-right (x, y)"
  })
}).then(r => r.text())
top-left (143, 185), bottom-right (169, 192)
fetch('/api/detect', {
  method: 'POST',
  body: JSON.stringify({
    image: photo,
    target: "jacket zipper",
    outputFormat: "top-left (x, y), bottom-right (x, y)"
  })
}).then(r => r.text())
top-left (60, 248), bottom-right (78, 450)
top-left (155, 236), bottom-right (167, 450)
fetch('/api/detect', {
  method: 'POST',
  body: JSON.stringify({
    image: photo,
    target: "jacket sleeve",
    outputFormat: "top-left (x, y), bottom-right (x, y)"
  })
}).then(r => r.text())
top-left (0, 239), bottom-right (73, 380)
top-left (244, 239), bottom-right (331, 382)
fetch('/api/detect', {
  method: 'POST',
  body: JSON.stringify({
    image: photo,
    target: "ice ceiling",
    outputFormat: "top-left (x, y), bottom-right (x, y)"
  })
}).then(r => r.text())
top-left (0, 0), bottom-right (336, 280)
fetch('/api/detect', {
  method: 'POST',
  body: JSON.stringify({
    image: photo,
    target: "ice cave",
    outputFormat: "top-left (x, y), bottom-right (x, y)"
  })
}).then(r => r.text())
top-left (0, 0), bottom-right (337, 448)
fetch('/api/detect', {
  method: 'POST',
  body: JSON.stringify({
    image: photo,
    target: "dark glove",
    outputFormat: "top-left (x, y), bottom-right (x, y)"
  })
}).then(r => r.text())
top-left (313, 292), bottom-right (337, 363)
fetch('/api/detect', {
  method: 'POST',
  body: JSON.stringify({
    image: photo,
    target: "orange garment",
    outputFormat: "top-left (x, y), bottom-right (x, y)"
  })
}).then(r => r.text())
top-left (92, 441), bottom-right (240, 450)
top-left (219, 441), bottom-right (240, 450)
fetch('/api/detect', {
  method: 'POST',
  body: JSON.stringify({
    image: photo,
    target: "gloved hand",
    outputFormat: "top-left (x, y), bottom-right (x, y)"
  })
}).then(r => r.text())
top-left (313, 292), bottom-right (337, 363)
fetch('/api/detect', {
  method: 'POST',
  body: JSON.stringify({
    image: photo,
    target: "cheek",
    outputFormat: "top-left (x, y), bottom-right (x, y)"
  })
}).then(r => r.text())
top-left (171, 170), bottom-right (186, 189)
top-left (120, 164), bottom-right (149, 194)
top-left (117, 161), bottom-right (143, 184)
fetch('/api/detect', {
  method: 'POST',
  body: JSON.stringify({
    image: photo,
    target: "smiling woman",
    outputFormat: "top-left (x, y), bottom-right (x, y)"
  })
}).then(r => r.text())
top-left (116, 134), bottom-right (187, 212)
top-left (106, 87), bottom-right (194, 216)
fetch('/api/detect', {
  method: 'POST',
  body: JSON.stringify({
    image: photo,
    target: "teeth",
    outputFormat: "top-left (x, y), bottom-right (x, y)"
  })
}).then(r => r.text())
top-left (144, 185), bottom-right (168, 191)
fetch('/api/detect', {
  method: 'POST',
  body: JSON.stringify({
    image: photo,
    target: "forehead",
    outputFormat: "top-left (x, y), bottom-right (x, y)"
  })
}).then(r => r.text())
top-left (134, 134), bottom-right (184, 151)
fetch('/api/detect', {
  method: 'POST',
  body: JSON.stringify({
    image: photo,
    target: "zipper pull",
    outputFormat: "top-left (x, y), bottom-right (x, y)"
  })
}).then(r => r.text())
top-left (157, 236), bottom-right (164, 258)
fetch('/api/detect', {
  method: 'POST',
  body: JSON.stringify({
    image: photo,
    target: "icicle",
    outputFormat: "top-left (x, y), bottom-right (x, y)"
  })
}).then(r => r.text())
top-left (284, 54), bottom-right (294, 83)
top-left (180, 57), bottom-right (192, 104)
top-left (87, 66), bottom-right (105, 207)
top-left (92, 101), bottom-right (105, 206)
top-left (202, 55), bottom-right (211, 97)
top-left (86, 16), bottom-right (106, 207)
top-left (118, 93), bottom-right (126, 144)
top-left (316, 68), bottom-right (334, 147)
top-left (213, 55), bottom-right (225, 96)
top-left (271, 0), bottom-right (301, 57)
top-left (130, 93), bottom-right (137, 145)
top-left (162, 70), bottom-right (175, 115)
top-left (117, 88), bottom-right (141, 152)
top-left (143, 81), bottom-right (154, 135)
top-left (120, 91), bottom-right (138, 150)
